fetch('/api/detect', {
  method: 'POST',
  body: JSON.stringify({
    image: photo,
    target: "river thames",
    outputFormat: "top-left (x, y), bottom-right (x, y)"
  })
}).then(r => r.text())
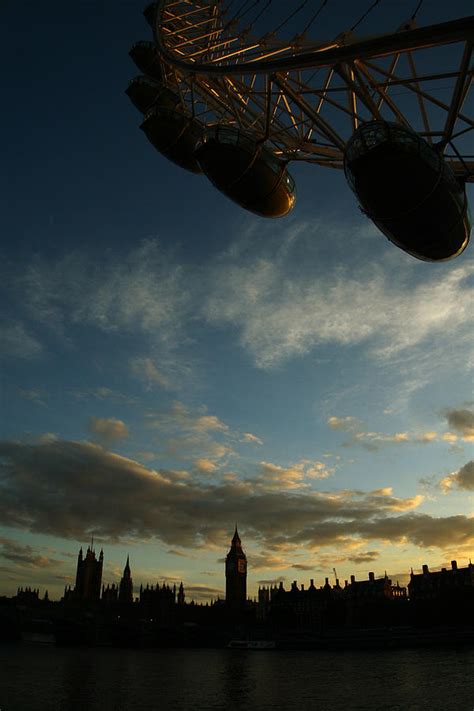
top-left (1, 643), bottom-right (474, 710)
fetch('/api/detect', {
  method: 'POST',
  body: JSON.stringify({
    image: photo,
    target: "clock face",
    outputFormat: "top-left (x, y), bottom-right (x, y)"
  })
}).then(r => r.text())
top-left (238, 559), bottom-right (247, 574)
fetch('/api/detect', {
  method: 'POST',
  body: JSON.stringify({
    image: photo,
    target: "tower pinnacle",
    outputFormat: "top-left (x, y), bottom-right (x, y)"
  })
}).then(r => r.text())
top-left (226, 526), bottom-right (247, 610)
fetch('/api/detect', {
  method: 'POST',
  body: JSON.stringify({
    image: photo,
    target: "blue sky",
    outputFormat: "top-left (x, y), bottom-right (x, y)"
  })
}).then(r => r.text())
top-left (0, 0), bottom-right (472, 601)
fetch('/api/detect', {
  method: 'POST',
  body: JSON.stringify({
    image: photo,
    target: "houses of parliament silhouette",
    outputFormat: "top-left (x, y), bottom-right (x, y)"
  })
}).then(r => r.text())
top-left (62, 526), bottom-right (248, 612)
top-left (6, 527), bottom-right (474, 648)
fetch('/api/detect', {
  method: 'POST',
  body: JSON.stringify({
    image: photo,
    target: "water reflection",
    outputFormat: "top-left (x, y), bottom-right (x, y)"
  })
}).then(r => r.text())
top-left (1, 645), bottom-right (473, 710)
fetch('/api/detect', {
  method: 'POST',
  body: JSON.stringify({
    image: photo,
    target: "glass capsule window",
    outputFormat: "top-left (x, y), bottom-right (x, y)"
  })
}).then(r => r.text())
top-left (201, 127), bottom-right (286, 178)
top-left (344, 121), bottom-right (445, 191)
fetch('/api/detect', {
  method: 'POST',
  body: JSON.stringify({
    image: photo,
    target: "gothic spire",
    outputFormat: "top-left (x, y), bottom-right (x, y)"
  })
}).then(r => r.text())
top-left (232, 525), bottom-right (241, 545)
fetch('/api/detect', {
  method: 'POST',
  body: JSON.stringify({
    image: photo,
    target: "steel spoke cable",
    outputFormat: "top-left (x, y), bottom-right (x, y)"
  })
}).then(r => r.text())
top-left (270, 0), bottom-right (311, 36)
top-left (234, 0), bottom-right (265, 24)
top-left (411, 0), bottom-right (424, 20)
top-left (249, 0), bottom-right (274, 28)
top-left (222, 0), bottom-right (238, 16)
top-left (350, 0), bottom-right (383, 33)
top-left (228, 0), bottom-right (254, 23)
top-left (222, 0), bottom-right (254, 31)
top-left (215, 0), bottom-right (262, 63)
top-left (301, 0), bottom-right (330, 35)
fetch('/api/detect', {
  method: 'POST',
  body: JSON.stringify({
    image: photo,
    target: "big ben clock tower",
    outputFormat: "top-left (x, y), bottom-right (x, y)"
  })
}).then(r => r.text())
top-left (225, 526), bottom-right (247, 610)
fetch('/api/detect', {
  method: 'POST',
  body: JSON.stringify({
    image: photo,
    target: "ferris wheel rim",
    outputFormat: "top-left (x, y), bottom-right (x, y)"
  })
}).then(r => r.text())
top-left (146, 1), bottom-right (474, 183)
top-left (153, 1), bottom-right (474, 77)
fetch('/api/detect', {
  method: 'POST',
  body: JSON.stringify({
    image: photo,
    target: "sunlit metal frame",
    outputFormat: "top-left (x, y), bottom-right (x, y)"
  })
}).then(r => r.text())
top-left (147, 1), bottom-right (473, 182)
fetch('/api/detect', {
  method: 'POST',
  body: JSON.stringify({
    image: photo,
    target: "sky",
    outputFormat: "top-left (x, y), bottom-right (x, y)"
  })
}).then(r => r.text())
top-left (0, 0), bottom-right (473, 602)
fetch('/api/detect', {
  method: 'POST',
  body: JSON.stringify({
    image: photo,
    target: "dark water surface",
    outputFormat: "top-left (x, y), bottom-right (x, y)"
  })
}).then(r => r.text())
top-left (1, 643), bottom-right (473, 710)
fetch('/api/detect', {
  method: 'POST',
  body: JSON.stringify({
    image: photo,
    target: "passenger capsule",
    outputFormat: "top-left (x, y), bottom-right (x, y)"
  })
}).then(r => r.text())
top-left (344, 121), bottom-right (470, 261)
top-left (143, 2), bottom-right (158, 27)
top-left (195, 127), bottom-right (296, 217)
top-left (126, 77), bottom-right (179, 114)
top-left (129, 41), bottom-right (162, 80)
top-left (140, 105), bottom-right (203, 173)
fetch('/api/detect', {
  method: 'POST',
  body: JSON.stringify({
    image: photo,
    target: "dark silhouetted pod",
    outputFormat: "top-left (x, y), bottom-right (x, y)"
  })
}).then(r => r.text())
top-left (126, 77), bottom-right (180, 114)
top-left (140, 106), bottom-right (203, 173)
top-left (126, 76), bottom-right (162, 113)
top-left (143, 2), bottom-right (158, 27)
top-left (129, 41), bottom-right (162, 80)
top-left (344, 121), bottom-right (470, 261)
top-left (195, 127), bottom-right (296, 217)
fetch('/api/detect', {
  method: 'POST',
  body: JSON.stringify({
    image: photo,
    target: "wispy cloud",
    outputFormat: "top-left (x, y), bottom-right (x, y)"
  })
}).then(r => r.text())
top-left (327, 410), bottom-right (474, 451)
top-left (0, 321), bottom-right (43, 360)
top-left (204, 252), bottom-right (473, 370)
top-left (147, 402), bottom-right (236, 469)
top-left (257, 577), bottom-right (286, 586)
top-left (241, 432), bottom-right (263, 445)
top-left (149, 402), bottom-right (229, 435)
top-left (166, 549), bottom-right (193, 558)
top-left (183, 584), bottom-right (224, 602)
top-left (131, 357), bottom-right (171, 389)
top-left (130, 356), bottom-right (196, 392)
top-left (5, 233), bottom-right (473, 377)
top-left (18, 388), bottom-right (47, 406)
top-left (0, 537), bottom-right (62, 569)
top-left (70, 387), bottom-right (138, 405)
top-left (16, 240), bottom-right (189, 352)
top-left (347, 550), bottom-right (380, 565)
top-left (252, 459), bottom-right (335, 491)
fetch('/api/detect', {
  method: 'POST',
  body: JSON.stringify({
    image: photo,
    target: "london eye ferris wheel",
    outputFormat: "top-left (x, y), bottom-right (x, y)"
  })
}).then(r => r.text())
top-left (126, 0), bottom-right (473, 262)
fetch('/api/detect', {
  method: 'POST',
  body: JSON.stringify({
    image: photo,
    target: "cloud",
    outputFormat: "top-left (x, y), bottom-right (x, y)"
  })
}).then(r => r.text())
top-left (16, 241), bottom-right (189, 356)
top-left (89, 417), bottom-right (130, 443)
top-left (440, 460), bottom-right (474, 492)
top-left (204, 254), bottom-right (473, 369)
top-left (0, 438), bottom-right (470, 555)
top-left (241, 433), bottom-right (263, 445)
top-left (327, 416), bottom-right (361, 432)
top-left (0, 537), bottom-right (62, 569)
top-left (0, 321), bottom-right (43, 360)
top-left (18, 388), bottom-right (47, 406)
top-left (136, 451), bottom-right (158, 462)
top-left (71, 387), bottom-right (137, 405)
top-left (149, 402), bottom-right (229, 435)
top-left (132, 358), bottom-right (170, 388)
top-left (443, 408), bottom-right (474, 441)
top-left (183, 585), bottom-right (224, 602)
top-left (6, 234), bottom-right (472, 378)
top-left (148, 402), bottom-right (235, 468)
top-left (327, 413), bottom-right (472, 451)
top-left (130, 356), bottom-right (192, 390)
top-left (248, 551), bottom-right (288, 570)
top-left (291, 563), bottom-right (314, 571)
top-left (194, 458), bottom-right (218, 474)
top-left (328, 416), bottom-right (411, 450)
top-left (253, 459), bottom-right (335, 491)
top-left (347, 550), bottom-right (380, 564)
top-left (257, 577), bottom-right (286, 586)
top-left (415, 432), bottom-right (438, 443)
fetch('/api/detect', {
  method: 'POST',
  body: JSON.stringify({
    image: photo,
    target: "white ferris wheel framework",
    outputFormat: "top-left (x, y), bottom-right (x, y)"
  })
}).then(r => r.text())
top-left (148, 0), bottom-right (473, 183)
